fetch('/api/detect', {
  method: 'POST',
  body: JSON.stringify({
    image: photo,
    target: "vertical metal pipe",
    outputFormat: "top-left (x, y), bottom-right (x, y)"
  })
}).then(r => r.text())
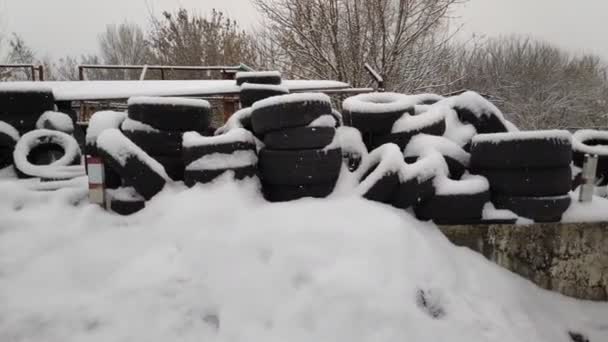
top-left (579, 154), bottom-right (598, 202)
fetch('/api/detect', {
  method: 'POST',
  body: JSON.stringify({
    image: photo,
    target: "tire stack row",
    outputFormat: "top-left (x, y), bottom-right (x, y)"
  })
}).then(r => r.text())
top-left (122, 96), bottom-right (213, 182)
top-left (252, 93), bottom-right (342, 202)
top-left (470, 131), bottom-right (573, 223)
top-left (182, 129), bottom-right (259, 187)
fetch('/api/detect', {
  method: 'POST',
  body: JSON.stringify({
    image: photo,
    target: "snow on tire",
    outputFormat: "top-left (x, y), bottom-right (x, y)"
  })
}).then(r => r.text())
top-left (392, 151), bottom-right (449, 210)
top-left (0, 121), bottom-right (19, 169)
top-left (127, 96), bottom-right (212, 132)
top-left (474, 167), bottom-right (572, 197)
top-left (355, 144), bottom-right (405, 204)
top-left (0, 85), bottom-right (55, 134)
top-left (182, 129), bottom-right (257, 166)
top-left (184, 165), bottom-right (258, 187)
top-left (342, 92), bottom-right (415, 134)
top-left (414, 175), bottom-right (490, 224)
top-left (403, 134), bottom-right (470, 180)
top-left (572, 130), bottom-right (608, 184)
top-left (470, 130), bottom-right (572, 170)
top-left (492, 194), bottom-right (571, 223)
top-left (251, 93), bottom-right (332, 135)
top-left (263, 127), bottom-right (336, 150)
top-left (13, 129), bottom-right (84, 179)
top-left (108, 187), bottom-right (146, 216)
top-left (239, 83), bottom-right (289, 108)
top-left (443, 91), bottom-right (509, 134)
top-left (97, 129), bottom-right (169, 200)
top-left (373, 105), bottom-right (446, 150)
top-left (35, 111), bottom-right (74, 134)
top-left (235, 71), bottom-right (282, 86)
top-left (259, 148), bottom-right (342, 186)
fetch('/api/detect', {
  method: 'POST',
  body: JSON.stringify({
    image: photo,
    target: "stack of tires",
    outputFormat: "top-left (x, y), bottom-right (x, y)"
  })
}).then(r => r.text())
top-left (97, 128), bottom-right (170, 215)
top-left (572, 130), bottom-right (608, 191)
top-left (122, 97), bottom-right (213, 182)
top-left (182, 129), bottom-right (259, 187)
top-left (342, 92), bottom-right (415, 151)
top-left (252, 93), bottom-right (342, 202)
top-left (0, 86), bottom-right (55, 135)
top-left (470, 130), bottom-right (573, 222)
top-left (237, 71), bottom-right (288, 108)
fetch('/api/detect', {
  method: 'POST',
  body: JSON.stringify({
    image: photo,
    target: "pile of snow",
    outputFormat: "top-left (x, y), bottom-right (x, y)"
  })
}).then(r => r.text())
top-left (85, 111), bottom-right (127, 145)
top-left (0, 179), bottom-right (607, 341)
top-left (36, 111), bottom-right (74, 133)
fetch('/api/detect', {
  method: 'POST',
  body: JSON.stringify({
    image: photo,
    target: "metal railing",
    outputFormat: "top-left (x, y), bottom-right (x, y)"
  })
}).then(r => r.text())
top-left (0, 64), bottom-right (44, 81)
top-left (77, 63), bottom-right (254, 81)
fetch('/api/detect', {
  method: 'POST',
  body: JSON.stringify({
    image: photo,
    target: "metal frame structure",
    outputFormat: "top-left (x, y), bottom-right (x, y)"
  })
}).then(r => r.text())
top-left (0, 64), bottom-right (45, 81)
top-left (77, 63), bottom-right (255, 81)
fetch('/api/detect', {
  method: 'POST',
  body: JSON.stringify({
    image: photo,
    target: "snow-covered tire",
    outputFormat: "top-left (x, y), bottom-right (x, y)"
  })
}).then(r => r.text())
top-left (572, 130), bottom-right (608, 184)
top-left (342, 92), bottom-right (414, 134)
top-left (405, 155), bottom-right (466, 181)
top-left (475, 167), bottom-right (572, 197)
top-left (110, 198), bottom-right (145, 216)
top-left (392, 152), bottom-right (449, 209)
top-left (259, 148), bottom-right (342, 186)
top-left (35, 111), bottom-right (74, 134)
top-left (123, 130), bottom-right (184, 156)
top-left (373, 106), bottom-right (446, 150)
top-left (13, 129), bottom-right (82, 179)
top-left (492, 195), bottom-right (571, 223)
top-left (0, 121), bottom-right (19, 169)
top-left (184, 165), bottom-right (257, 187)
top-left (127, 97), bottom-right (211, 132)
top-left (355, 144), bottom-right (405, 204)
top-left (0, 86), bottom-right (55, 134)
top-left (448, 91), bottom-right (508, 134)
top-left (239, 83), bottom-right (289, 108)
top-left (263, 182), bottom-right (335, 202)
top-left (415, 176), bottom-right (490, 223)
top-left (470, 130), bottom-right (572, 170)
top-left (251, 93), bottom-right (332, 135)
top-left (263, 127), bottom-right (335, 150)
top-left (182, 129), bottom-right (257, 166)
top-left (236, 71), bottom-right (282, 86)
top-left (403, 135), bottom-right (470, 180)
top-left (97, 129), bottom-right (168, 200)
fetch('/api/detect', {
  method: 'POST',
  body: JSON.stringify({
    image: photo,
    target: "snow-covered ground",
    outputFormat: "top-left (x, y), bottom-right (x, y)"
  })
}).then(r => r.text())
top-left (0, 176), bottom-right (607, 342)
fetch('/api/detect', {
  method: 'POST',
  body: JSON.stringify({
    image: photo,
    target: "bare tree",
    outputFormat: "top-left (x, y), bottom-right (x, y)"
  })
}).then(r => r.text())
top-left (98, 22), bottom-right (150, 79)
top-left (147, 8), bottom-right (257, 79)
top-left (253, 0), bottom-right (464, 90)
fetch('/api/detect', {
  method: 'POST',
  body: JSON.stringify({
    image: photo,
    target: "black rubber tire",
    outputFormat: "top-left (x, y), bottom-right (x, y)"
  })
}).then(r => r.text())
top-left (392, 177), bottom-right (436, 210)
top-left (454, 106), bottom-right (508, 134)
top-left (183, 141), bottom-right (257, 166)
top-left (262, 182), bottom-right (336, 202)
top-left (492, 195), bottom-right (571, 223)
top-left (0, 87), bottom-right (55, 134)
top-left (372, 118), bottom-right (446, 150)
top-left (259, 148), bottom-right (342, 186)
top-left (415, 190), bottom-right (490, 223)
top-left (240, 86), bottom-right (288, 108)
top-left (263, 127), bottom-right (335, 150)
top-left (151, 155), bottom-right (185, 181)
top-left (236, 72), bottom-right (282, 86)
top-left (97, 135), bottom-right (166, 200)
top-left (342, 93), bottom-right (415, 134)
top-left (110, 198), bottom-right (146, 216)
top-left (251, 94), bottom-right (332, 135)
top-left (572, 132), bottom-right (608, 185)
top-left (123, 130), bottom-right (184, 156)
top-left (184, 165), bottom-right (257, 187)
top-left (128, 100), bottom-right (211, 132)
top-left (0, 122), bottom-right (18, 169)
top-left (474, 167), bottom-right (572, 197)
top-left (471, 133), bottom-right (572, 169)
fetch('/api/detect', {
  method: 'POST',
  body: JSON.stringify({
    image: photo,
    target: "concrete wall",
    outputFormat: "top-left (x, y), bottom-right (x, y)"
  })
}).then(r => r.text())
top-left (440, 223), bottom-right (608, 301)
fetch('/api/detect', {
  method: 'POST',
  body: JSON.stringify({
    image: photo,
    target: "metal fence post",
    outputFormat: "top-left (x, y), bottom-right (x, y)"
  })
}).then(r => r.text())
top-left (579, 154), bottom-right (598, 202)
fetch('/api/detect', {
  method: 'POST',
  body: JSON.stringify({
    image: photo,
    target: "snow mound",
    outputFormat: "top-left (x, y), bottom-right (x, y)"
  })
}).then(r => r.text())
top-left (473, 130), bottom-right (572, 144)
top-left (183, 129), bottom-right (256, 148)
top-left (343, 92), bottom-right (414, 114)
top-left (252, 93), bottom-right (331, 110)
top-left (0, 180), bottom-right (606, 341)
top-left (86, 111), bottom-right (127, 145)
top-left (128, 96), bottom-right (211, 109)
top-left (186, 151), bottom-right (258, 171)
top-left (36, 111), bottom-right (74, 133)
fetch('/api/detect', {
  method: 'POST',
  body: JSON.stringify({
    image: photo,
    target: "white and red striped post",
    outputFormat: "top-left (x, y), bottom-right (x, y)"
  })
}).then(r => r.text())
top-left (86, 156), bottom-right (106, 206)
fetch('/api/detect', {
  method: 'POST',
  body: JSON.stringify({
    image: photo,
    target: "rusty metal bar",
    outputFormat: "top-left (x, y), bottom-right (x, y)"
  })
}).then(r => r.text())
top-left (0, 64), bottom-right (44, 81)
top-left (78, 66), bottom-right (85, 81)
top-left (139, 65), bottom-right (148, 81)
top-left (37, 65), bottom-right (44, 81)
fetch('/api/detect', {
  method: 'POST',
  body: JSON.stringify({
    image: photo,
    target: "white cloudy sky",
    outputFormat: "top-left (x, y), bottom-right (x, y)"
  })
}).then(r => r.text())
top-left (1, 0), bottom-right (606, 60)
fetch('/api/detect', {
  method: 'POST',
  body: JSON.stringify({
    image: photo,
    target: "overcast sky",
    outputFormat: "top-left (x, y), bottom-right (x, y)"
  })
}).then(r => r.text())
top-left (1, 0), bottom-right (606, 60)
